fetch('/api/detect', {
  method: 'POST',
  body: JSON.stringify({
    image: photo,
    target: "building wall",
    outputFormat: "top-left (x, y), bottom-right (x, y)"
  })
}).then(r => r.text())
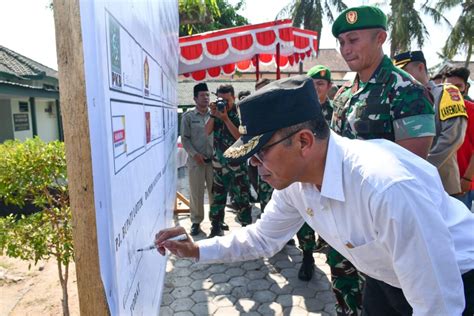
top-left (0, 97), bottom-right (60, 143)
top-left (0, 99), bottom-right (14, 142)
top-left (31, 77), bottom-right (60, 90)
top-left (35, 100), bottom-right (59, 142)
top-left (10, 98), bottom-right (33, 141)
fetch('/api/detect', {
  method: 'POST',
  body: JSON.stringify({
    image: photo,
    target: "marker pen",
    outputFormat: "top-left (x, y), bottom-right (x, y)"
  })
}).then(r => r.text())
top-left (136, 233), bottom-right (188, 252)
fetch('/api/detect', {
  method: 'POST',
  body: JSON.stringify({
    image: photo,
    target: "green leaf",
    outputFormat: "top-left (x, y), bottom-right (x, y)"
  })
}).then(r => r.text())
top-left (0, 137), bottom-right (73, 301)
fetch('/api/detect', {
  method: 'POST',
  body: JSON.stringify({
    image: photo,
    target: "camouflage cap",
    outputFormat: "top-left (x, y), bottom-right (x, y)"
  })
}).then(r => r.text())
top-left (393, 50), bottom-right (426, 68)
top-left (307, 65), bottom-right (331, 82)
top-left (332, 6), bottom-right (387, 37)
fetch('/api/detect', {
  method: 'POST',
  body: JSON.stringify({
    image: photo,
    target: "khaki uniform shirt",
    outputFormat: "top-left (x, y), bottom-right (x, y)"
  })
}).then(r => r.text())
top-left (180, 108), bottom-right (213, 167)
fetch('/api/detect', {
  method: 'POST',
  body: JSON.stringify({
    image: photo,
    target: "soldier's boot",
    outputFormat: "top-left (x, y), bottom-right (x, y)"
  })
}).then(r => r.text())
top-left (218, 209), bottom-right (229, 230)
top-left (220, 222), bottom-right (229, 231)
top-left (208, 221), bottom-right (224, 238)
top-left (298, 250), bottom-right (315, 281)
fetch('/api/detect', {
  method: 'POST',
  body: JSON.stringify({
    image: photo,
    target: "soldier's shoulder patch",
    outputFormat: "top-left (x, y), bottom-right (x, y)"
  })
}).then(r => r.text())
top-left (334, 83), bottom-right (351, 99)
top-left (439, 84), bottom-right (467, 121)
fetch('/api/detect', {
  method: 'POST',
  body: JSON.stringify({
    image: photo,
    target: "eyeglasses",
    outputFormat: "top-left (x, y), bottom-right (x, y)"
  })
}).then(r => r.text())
top-left (252, 130), bottom-right (301, 165)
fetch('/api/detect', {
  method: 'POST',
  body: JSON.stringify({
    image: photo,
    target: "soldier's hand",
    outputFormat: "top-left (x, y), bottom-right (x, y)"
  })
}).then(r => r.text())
top-left (210, 102), bottom-right (229, 121)
top-left (193, 153), bottom-right (205, 165)
top-left (211, 104), bottom-right (229, 122)
top-left (210, 102), bottom-right (217, 117)
top-left (219, 104), bottom-right (229, 122)
top-left (154, 227), bottom-right (199, 259)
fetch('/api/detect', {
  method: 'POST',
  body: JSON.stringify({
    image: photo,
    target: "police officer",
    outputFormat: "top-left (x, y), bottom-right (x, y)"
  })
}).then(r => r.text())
top-left (330, 6), bottom-right (436, 315)
top-left (205, 84), bottom-right (252, 237)
top-left (394, 51), bottom-right (468, 196)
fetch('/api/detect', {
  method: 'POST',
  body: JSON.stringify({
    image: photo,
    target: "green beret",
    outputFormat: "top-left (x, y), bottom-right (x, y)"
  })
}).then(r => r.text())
top-left (307, 65), bottom-right (331, 82)
top-left (332, 6), bottom-right (387, 37)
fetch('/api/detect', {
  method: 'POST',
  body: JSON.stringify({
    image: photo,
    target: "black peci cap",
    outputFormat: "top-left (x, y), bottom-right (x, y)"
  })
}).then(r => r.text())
top-left (193, 82), bottom-right (209, 97)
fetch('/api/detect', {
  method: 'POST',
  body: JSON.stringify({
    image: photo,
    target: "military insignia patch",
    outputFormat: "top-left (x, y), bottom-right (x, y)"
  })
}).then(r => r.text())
top-left (346, 11), bottom-right (358, 24)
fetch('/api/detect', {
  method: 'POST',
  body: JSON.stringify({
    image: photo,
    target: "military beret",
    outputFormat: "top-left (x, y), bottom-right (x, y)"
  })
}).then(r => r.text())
top-left (393, 51), bottom-right (426, 68)
top-left (223, 75), bottom-right (322, 162)
top-left (332, 6), bottom-right (387, 37)
top-left (307, 65), bottom-right (331, 82)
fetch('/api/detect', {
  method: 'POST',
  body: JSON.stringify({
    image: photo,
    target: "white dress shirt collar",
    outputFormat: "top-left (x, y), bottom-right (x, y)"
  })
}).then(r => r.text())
top-left (320, 132), bottom-right (346, 202)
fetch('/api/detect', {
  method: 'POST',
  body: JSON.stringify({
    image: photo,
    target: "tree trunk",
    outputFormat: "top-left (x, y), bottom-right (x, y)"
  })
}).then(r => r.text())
top-left (57, 257), bottom-right (70, 316)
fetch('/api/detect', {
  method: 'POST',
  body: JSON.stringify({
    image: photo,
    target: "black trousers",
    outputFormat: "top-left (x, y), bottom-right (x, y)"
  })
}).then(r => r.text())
top-left (361, 270), bottom-right (474, 315)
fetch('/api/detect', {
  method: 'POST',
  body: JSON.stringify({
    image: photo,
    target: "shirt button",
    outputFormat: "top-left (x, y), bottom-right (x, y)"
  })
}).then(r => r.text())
top-left (306, 207), bottom-right (314, 216)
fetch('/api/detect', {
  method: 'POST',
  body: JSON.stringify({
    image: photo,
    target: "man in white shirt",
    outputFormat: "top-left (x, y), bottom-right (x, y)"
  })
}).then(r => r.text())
top-left (156, 76), bottom-right (474, 315)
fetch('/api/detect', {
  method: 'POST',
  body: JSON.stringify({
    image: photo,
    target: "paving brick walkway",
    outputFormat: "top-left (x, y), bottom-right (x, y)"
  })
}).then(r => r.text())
top-left (160, 167), bottom-right (336, 315)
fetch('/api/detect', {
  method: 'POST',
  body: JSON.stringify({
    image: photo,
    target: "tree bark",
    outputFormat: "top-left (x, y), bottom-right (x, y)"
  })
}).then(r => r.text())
top-left (53, 0), bottom-right (109, 315)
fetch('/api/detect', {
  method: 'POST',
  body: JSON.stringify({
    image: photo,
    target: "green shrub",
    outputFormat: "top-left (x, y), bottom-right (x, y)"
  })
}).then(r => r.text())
top-left (0, 137), bottom-right (73, 316)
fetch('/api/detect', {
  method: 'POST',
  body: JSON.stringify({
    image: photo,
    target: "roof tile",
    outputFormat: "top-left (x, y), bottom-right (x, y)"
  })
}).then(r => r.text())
top-left (0, 45), bottom-right (57, 79)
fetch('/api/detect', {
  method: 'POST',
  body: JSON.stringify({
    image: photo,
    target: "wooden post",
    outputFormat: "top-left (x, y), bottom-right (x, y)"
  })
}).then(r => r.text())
top-left (276, 43), bottom-right (281, 80)
top-left (29, 97), bottom-right (37, 136)
top-left (53, 0), bottom-right (109, 315)
top-left (174, 191), bottom-right (191, 214)
top-left (255, 54), bottom-right (260, 82)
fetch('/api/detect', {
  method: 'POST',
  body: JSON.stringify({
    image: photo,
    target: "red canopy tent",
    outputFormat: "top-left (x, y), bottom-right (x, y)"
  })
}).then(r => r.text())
top-left (179, 19), bottom-right (319, 81)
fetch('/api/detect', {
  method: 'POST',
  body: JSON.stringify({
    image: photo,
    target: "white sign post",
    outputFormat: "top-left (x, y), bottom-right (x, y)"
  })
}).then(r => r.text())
top-left (54, 0), bottom-right (178, 314)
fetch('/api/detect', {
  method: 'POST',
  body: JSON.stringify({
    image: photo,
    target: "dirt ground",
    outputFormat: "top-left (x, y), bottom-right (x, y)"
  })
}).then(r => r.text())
top-left (0, 255), bottom-right (80, 316)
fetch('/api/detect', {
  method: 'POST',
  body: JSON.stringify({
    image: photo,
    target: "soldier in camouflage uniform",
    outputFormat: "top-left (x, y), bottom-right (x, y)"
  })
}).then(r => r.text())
top-left (308, 65), bottom-right (334, 123)
top-left (205, 84), bottom-right (252, 238)
top-left (293, 65), bottom-right (336, 282)
top-left (329, 6), bottom-right (436, 316)
top-left (253, 78), bottom-right (274, 213)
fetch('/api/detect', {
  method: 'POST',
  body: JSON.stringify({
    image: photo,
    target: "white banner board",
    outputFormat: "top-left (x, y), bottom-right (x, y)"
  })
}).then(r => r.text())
top-left (78, 1), bottom-right (178, 314)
